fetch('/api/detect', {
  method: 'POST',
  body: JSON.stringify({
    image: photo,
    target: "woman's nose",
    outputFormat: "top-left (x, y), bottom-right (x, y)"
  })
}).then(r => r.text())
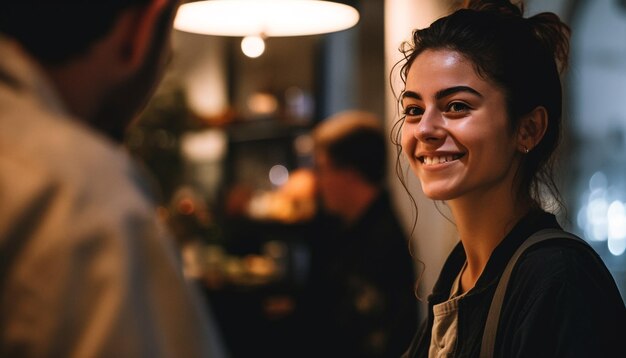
top-left (414, 109), bottom-right (445, 143)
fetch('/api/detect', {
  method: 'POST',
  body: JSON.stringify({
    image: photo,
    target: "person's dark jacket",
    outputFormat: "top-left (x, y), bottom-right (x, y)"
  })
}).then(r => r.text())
top-left (302, 191), bottom-right (419, 357)
top-left (403, 210), bottom-right (626, 358)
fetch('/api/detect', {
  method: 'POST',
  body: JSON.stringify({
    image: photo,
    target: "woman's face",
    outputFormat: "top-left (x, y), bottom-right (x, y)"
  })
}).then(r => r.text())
top-left (400, 49), bottom-right (521, 202)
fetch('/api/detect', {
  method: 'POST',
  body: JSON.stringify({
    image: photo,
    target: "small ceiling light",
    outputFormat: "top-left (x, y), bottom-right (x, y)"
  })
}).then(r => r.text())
top-left (174, 0), bottom-right (360, 57)
top-left (241, 35), bottom-right (266, 58)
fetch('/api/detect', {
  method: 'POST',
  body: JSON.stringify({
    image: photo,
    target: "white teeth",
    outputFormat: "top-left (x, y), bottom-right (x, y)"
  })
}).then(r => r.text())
top-left (422, 155), bottom-right (458, 165)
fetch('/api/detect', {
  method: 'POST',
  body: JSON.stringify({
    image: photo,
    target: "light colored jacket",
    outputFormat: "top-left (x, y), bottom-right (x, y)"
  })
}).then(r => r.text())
top-left (0, 35), bottom-right (226, 358)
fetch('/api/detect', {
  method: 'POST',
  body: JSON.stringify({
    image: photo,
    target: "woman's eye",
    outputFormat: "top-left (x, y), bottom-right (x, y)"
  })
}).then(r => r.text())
top-left (403, 106), bottom-right (424, 117)
top-left (446, 102), bottom-right (470, 113)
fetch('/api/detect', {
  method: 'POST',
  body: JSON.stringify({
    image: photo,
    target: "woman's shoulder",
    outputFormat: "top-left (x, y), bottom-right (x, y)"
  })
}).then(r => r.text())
top-left (514, 236), bottom-right (609, 289)
top-left (509, 235), bottom-right (624, 316)
top-left (501, 233), bottom-right (626, 356)
top-left (520, 235), bottom-right (603, 272)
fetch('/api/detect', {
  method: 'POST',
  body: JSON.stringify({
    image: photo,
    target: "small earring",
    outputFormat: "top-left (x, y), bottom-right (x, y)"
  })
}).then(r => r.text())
top-left (522, 145), bottom-right (530, 154)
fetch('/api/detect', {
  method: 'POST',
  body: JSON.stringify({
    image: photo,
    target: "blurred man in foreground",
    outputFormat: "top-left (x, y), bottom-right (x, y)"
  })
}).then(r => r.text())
top-left (0, 1), bottom-right (224, 356)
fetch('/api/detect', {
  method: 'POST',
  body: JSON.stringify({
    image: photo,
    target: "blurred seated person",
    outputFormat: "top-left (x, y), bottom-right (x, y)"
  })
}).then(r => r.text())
top-left (301, 110), bottom-right (418, 357)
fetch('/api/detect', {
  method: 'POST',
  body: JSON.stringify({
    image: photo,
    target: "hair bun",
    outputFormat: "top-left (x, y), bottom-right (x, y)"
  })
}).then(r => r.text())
top-left (460, 0), bottom-right (570, 73)
top-left (527, 12), bottom-right (571, 73)
top-left (461, 0), bottom-right (523, 17)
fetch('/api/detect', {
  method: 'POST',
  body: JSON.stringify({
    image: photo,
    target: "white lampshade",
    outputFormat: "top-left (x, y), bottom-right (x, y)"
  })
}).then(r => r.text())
top-left (174, 0), bottom-right (360, 37)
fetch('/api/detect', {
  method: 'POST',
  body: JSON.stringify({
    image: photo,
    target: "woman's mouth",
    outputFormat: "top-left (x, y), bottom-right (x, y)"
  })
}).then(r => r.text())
top-left (418, 153), bottom-right (465, 165)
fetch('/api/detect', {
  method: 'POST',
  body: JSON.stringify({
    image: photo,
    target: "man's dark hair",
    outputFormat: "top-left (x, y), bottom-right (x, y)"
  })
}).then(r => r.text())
top-left (0, 0), bottom-right (152, 65)
top-left (313, 110), bottom-right (387, 186)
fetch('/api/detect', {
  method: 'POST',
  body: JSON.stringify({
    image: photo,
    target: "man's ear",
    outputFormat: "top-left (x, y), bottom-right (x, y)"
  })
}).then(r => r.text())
top-left (113, 0), bottom-right (170, 72)
top-left (517, 106), bottom-right (548, 154)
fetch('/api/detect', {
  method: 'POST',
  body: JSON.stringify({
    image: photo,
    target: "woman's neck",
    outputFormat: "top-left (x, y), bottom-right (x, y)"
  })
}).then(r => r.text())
top-left (448, 189), bottom-right (531, 293)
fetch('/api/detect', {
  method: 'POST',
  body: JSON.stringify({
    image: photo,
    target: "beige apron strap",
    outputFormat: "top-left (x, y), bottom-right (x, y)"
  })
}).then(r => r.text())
top-left (479, 228), bottom-right (587, 358)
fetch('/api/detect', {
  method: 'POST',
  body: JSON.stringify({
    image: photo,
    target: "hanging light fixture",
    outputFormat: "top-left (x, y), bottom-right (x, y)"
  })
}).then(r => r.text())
top-left (174, 0), bottom-right (360, 58)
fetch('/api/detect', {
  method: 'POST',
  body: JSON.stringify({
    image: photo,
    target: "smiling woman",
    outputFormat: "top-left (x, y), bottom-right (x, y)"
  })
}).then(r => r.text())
top-left (400, 49), bottom-right (515, 202)
top-left (392, 0), bottom-right (626, 357)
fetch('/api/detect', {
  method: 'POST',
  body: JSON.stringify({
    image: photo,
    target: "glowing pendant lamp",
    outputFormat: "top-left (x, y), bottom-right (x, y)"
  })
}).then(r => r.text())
top-left (174, 0), bottom-right (360, 57)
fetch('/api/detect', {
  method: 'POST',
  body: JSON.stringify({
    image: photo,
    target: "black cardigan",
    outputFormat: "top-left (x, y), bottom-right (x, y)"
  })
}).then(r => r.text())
top-left (403, 210), bottom-right (626, 358)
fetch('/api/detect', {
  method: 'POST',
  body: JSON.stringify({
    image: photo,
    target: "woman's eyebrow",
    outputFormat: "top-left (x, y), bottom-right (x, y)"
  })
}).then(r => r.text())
top-left (401, 86), bottom-right (482, 103)
top-left (401, 90), bottom-right (421, 101)
top-left (435, 86), bottom-right (483, 100)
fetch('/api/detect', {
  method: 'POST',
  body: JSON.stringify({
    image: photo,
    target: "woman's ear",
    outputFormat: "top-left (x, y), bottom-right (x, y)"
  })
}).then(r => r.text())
top-left (517, 106), bottom-right (548, 153)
